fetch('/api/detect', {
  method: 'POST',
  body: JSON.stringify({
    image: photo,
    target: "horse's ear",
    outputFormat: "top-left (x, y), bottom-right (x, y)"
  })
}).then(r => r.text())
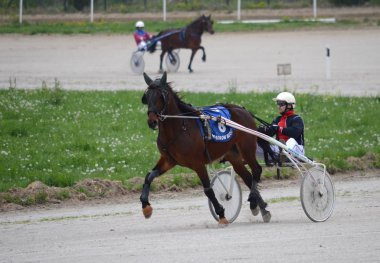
top-left (160, 71), bottom-right (167, 86)
top-left (143, 72), bottom-right (153, 86)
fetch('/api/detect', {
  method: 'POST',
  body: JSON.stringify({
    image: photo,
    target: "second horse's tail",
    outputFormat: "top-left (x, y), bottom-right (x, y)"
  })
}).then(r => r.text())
top-left (147, 32), bottom-right (163, 53)
top-left (147, 41), bottom-right (157, 53)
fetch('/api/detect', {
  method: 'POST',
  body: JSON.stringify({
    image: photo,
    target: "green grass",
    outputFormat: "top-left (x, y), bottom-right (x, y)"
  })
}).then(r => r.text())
top-left (0, 19), bottom-right (372, 35)
top-left (0, 88), bottom-right (379, 192)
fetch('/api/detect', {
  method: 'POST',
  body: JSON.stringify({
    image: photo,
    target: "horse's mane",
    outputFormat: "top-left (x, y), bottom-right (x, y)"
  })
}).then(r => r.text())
top-left (187, 15), bottom-right (206, 27)
top-left (156, 15), bottom-right (204, 36)
top-left (164, 82), bottom-right (199, 116)
top-left (188, 15), bottom-right (205, 28)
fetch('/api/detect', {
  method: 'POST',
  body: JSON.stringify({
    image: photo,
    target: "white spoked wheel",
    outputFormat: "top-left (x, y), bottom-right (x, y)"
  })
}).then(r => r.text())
top-left (130, 51), bottom-right (145, 74)
top-left (300, 166), bottom-right (335, 222)
top-left (208, 170), bottom-right (242, 223)
top-left (165, 51), bottom-right (180, 72)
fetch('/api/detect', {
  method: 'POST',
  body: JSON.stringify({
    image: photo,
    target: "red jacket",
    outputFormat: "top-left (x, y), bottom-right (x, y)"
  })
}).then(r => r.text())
top-left (267, 110), bottom-right (305, 146)
top-left (133, 30), bottom-right (152, 45)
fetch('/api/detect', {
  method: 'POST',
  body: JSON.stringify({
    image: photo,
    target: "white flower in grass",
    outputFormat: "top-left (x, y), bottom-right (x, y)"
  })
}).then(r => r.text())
top-left (107, 167), bottom-right (115, 173)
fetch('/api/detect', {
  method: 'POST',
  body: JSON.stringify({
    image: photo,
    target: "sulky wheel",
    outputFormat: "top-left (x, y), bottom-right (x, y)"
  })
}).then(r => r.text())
top-left (300, 166), bottom-right (335, 222)
top-left (130, 51), bottom-right (145, 74)
top-left (208, 170), bottom-right (242, 223)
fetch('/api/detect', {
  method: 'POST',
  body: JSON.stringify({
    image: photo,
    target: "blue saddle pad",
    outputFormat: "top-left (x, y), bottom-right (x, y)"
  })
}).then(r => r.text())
top-left (197, 106), bottom-right (234, 142)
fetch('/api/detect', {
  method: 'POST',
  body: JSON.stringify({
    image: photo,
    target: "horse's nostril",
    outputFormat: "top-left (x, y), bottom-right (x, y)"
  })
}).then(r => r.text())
top-left (148, 120), bottom-right (158, 130)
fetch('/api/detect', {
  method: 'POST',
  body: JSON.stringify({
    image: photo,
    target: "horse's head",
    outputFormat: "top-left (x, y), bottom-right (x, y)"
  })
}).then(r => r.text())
top-left (142, 72), bottom-right (169, 130)
top-left (202, 15), bottom-right (215, 35)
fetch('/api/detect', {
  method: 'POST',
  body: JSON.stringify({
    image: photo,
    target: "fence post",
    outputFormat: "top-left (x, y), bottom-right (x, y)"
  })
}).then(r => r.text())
top-left (163, 0), bottom-right (167, 21)
top-left (237, 0), bottom-right (241, 21)
top-left (90, 0), bottom-right (94, 23)
top-left (326, 46), bottom-right (331, 79)
top-left (19, 0), bottom-right (23, 24)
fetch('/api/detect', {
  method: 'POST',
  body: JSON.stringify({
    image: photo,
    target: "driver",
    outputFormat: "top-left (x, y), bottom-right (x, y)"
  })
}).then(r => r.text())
top-left (133, 21), bottom-right (153, 51)
top-left (257, 92), bottom-right (305, 165)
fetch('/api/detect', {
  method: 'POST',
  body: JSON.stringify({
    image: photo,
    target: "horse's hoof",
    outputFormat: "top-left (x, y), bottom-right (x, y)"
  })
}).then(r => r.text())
top-left (251, 206), bottom-right (260, 216)
top-left (218, 217), bottom-right (229, 225)
top-left (261, 210), bottom-right (271, 223)
top-left (142, 205), bottom-right (153, 219)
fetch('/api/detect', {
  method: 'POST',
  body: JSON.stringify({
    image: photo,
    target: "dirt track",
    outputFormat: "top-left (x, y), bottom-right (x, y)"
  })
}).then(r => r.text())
top-left (1, 28), bottom-right (380, 96)
top-left (0, 172), bottom-right (379, 262)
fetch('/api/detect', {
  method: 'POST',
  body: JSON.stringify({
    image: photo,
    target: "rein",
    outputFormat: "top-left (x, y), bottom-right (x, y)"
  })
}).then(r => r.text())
top-left (159, 112), bottom-right (270, 128)
top-left (250, 113), bottom-right (271, 128)
top-left (159, 114), bottom-right (200, 121)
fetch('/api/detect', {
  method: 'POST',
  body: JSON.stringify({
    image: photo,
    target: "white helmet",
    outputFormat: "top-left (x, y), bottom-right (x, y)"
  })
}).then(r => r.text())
top-left (135, 21), bottom-right (144, 28)
top-left (273, 92), bottom-right (296, 106)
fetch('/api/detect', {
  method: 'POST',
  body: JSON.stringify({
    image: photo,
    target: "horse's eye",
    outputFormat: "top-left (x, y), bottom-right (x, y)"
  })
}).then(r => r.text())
top-left (142, 94), bottom-right (147, 104)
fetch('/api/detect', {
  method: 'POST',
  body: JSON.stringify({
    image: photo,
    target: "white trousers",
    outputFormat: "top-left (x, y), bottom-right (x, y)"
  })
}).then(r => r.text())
top-left (138, 41), bottom-right (147, 51)
top-left (256, 138), bottom-right (304, 157)
top-left (273, 138), bottom-right (304, 155)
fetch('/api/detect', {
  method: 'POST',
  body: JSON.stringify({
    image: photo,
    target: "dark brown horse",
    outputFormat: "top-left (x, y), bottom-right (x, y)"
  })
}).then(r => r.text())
top-left (140, 72), bottom-right (271, 225)
top-left (149, 15), bottom-right (214, 73)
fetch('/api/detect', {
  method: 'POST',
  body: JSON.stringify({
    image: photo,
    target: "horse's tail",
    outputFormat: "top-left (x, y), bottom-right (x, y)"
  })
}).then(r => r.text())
top-left (147, 41), bottom-right (157, 53)
top-left (147, 31), bottom-right (163, 53)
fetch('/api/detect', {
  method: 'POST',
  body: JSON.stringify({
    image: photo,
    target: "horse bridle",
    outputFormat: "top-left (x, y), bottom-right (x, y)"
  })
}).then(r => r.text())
top-left (145, 87), bottom-right (169, 121)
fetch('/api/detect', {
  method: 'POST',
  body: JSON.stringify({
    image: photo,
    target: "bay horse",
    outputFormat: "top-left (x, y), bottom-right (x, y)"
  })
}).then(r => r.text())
top-left (140, 72), bottom-right (271, 225)
top-left (149, 15), bottom-right (214, 73)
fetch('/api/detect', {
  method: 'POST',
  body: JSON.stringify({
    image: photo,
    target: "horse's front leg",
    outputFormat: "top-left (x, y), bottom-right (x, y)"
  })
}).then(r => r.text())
top-left (199, 46), bottom-right (206, 62)
top-left (196, 166), bottom-right (228, 225)
top-left (140, 169), bottom-right (159, 218)
top-left (140, 156), bottom-right (174, 218)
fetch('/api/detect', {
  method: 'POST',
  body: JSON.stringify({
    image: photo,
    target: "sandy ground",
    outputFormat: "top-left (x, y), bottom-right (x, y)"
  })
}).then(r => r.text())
top-left (1, 28), bottom-right (380, 96)
top-left (0, 172), bottom-right (379, 263)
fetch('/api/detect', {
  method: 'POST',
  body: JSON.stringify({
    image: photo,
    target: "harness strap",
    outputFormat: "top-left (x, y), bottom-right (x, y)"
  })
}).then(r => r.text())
top-left (200, 118), bottom-right (212, 141)
top-left (179, 27), bottom-right (187, 43)
top-left (157, 119), bottom-right (189, 164)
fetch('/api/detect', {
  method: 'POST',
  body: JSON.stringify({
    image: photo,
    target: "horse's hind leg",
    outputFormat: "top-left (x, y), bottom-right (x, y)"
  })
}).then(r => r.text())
top-left (225, 153), bottom-right (261, 217)
top-left (237, 143), bottom-right (271, 222)
top-left (246, 163), bottom-right (271, 221)
top-left (249, 180), bottom-right (271, 222)
top-left (159, 50), bottom-right (166, 73)
top-left (188, 49), bottom-right (198, 73)
top-left (196, 165), bottom-right (228, 225)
